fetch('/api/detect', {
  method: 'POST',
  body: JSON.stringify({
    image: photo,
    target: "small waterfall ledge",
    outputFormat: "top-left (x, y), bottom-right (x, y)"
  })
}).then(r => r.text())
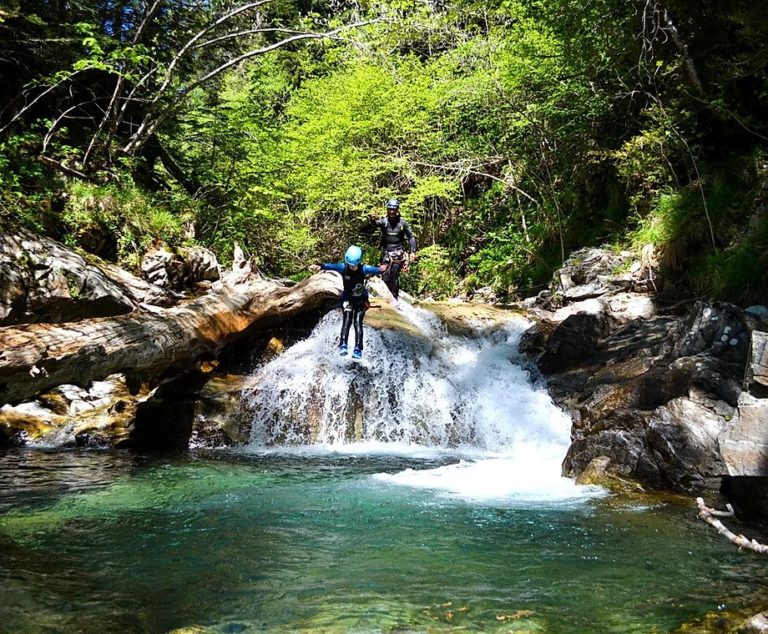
top-left (241, 300), bottom-right (604, 503)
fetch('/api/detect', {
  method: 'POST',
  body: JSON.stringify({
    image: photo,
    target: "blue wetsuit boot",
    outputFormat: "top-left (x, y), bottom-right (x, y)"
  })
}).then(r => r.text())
top-left (352, 348), bottom-right (362, 360)
top-left (339, 344), bottom-right (348, 356)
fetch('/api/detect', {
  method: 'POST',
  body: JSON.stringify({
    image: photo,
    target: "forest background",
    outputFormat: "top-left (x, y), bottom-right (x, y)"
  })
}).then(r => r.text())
top-left (1, 0), bottom-right (766, 304)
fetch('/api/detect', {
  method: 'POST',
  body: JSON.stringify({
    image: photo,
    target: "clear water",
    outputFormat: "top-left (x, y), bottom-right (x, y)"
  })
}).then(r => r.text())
top-left (0, 450), bottom-right (765, 633)
top-left (2, 303), bottom-right (765, 632)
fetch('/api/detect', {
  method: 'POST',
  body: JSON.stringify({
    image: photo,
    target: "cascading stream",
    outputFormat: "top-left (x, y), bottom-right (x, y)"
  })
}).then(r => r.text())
top-left (244, 302), bottom-right (602, 504)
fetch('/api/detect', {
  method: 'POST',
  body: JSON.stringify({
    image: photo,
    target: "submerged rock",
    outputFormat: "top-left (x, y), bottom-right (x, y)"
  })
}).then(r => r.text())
top-left (415, 300), bottom-right (527, 336)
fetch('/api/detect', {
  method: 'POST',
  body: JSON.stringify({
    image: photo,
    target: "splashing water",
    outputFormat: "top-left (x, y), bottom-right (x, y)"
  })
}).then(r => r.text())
top-left (243, 301), bottom-right (603, 504)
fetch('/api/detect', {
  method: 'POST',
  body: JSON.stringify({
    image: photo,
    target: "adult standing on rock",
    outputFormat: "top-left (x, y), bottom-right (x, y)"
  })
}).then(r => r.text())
top-left (366, 198), bottom-right (417, 301)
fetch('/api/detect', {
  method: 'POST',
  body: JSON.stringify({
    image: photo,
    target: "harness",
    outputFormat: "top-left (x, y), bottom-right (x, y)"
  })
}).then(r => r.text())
top-left (381, 249), bottom-right (410, 273)
top-left (381, 218), bottom-right (407, 251)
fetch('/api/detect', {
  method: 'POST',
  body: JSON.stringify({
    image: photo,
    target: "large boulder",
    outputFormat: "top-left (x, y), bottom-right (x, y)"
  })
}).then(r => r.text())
top-left (0, 224), bottom-right (136, 324)
top-left (557, 303), bottom-right (752, 491)
top-left (0, 224), bottom-right (175, 325)
top-left (141, 243), bottom-right (221, 290)
top-left (522, 247), bottom-right (768, 496)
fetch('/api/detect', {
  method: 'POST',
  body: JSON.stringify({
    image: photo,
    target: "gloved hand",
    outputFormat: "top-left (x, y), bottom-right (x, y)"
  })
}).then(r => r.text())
top-left (308, 264), bottom-right (321, 272)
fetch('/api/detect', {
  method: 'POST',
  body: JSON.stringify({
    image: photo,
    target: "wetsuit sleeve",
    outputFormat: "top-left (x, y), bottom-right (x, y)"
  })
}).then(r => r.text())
top-left (362, 265), bottom-right (382, 276)
top-left (320, 263), bottom-right (345, 273)
top-left (402, 221), bottom-right (417, 252)
top-left (361, 216), bottom-right (385, 233)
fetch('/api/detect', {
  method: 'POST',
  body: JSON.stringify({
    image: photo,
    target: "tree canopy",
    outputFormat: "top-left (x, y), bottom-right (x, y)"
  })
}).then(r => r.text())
top-left (2, 0), bottom-right (767, 302)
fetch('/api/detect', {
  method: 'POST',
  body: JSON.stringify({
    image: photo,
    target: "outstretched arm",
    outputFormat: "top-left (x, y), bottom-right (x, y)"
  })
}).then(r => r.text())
top-left (362, 215), bottom-right (384, 232)
top-left (309, 262), bottom-right (345, 273)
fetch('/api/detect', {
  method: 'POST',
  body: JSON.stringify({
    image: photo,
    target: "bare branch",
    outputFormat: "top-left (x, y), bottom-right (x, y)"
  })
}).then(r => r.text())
top-left (39, 155), bottom-right (89, 180)
top-left (83, 0), bottom-right (166, 168)
top-left (662, 8), bottom-right (705, 96)
top-left (122, 20), bottom-right (378, 155)
top-left (0, 72), bottom-right (85, 136)
top-left (153, 0), bottom-right (277, 102)
top-left (697, 497), bottom-right (768, 555)
top-left (42, 100), bottom-right (94, 153)
top-left (195, 27), bottom-right (310, 49)
top-left (409, 159), bottom-right (540, 205)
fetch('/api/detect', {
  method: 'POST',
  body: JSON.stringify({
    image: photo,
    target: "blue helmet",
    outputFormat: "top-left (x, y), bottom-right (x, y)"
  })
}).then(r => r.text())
top-left (386, 198), bottom-right (400, 210)
top-left (344, 245), bottom-right (363, 266)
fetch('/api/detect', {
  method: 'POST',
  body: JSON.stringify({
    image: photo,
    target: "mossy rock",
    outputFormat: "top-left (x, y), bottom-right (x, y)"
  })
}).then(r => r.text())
top-left (419, 300), bottom-right (527, 336)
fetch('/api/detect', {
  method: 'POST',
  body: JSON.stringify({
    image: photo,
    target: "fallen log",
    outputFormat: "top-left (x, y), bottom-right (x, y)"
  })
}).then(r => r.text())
top-left (0, 272), bottom-right (342, 405)
top-left (696, 497), bottom-right (768, 554)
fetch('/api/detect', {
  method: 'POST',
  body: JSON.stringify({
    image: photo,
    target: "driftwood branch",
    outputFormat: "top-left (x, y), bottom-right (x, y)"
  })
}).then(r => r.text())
top-left (0, 272), bottom-right (342, 405)
top-left (696, 497), bottom-right (768, 554)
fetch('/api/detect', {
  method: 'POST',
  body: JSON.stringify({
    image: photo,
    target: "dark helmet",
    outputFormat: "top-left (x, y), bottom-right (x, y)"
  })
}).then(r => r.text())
top-left (386, 198), bottom-right (400, 216)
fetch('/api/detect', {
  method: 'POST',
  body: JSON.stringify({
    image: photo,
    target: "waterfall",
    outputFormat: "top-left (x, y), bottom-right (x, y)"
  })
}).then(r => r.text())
top-left (243, 302), bottom-right (603, 503)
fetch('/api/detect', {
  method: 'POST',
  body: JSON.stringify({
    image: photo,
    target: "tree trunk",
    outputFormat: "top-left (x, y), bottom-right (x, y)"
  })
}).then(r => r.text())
top-left (0, 272), bottom-right (342, 406)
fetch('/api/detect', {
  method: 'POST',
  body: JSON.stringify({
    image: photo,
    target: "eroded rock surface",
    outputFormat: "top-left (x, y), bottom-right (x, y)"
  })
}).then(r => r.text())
top-left (0, 224), bottom-right (177, 325)
top-left (521, 246), bottom-right (768, 494)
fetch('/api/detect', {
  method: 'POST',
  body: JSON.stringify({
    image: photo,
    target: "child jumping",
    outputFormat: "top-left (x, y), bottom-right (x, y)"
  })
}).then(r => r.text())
top-left (309, 245), bottom-right (384, 359)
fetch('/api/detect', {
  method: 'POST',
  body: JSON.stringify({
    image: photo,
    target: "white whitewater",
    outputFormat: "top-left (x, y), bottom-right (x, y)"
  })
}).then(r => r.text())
top-left (244, 301), bottom-right (603, 504)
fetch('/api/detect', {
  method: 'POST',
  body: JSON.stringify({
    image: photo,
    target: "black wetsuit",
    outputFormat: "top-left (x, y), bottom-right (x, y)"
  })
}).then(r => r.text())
top-left (320, 262), bottom-right (382, 351)
top-left (370, 215), bottom-right (417, 299)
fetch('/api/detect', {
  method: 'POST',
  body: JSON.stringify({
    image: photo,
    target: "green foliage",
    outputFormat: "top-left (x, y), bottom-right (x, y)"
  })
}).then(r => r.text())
top-left (693, 235), bottom-right (768, 306)
top-left (613, 124), bottom-right (683, 215)
top-left (3, 0), bottom-right (767, 304)
top-left (468, 227), bottom-right (543, 296)
top-left (62, 181), bottom-right (195, 268)
top-left (0, 131), bottom-right (56, 230)
top-left (628, 158), bottom-right (762, 303)
top-left (410, 245), bottom-right (459, 299)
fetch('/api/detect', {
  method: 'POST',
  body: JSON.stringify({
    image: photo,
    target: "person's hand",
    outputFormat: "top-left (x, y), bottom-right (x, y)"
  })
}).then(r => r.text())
top-left (308, 264), bottom-right (321, 272)
top-left (378, 263), bottom-right (388, 272)
top-left (367, 214), bottom-right (377, 224)
top-left (409, 252), bottom-right (417, 262)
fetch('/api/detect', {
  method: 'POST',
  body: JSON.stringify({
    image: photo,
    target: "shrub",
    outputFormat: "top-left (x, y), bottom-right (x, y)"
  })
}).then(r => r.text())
top-left (63, 180), bottom-right (196, 268)
top-left (409, 244), bottom-right (460, 299)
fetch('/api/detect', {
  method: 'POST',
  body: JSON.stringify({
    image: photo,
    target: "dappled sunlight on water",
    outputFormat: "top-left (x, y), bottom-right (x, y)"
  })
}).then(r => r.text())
top-left (1, 450), bottom-right (767, 633)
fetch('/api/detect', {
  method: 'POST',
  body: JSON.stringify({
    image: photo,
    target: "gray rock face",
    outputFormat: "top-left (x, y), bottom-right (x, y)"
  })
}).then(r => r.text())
top-left (141, 244), bottom-right (221, 290)
top-left (141, 245), bottom-right (179, 288)
top-left (745, 329), bottom-right (768, 396)
top-left (0, 224), bottom-right (138, 324)
top-left (522, 246), bottom-right (768, 494)
top-left (719, 393), bottom-right (768, 476)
